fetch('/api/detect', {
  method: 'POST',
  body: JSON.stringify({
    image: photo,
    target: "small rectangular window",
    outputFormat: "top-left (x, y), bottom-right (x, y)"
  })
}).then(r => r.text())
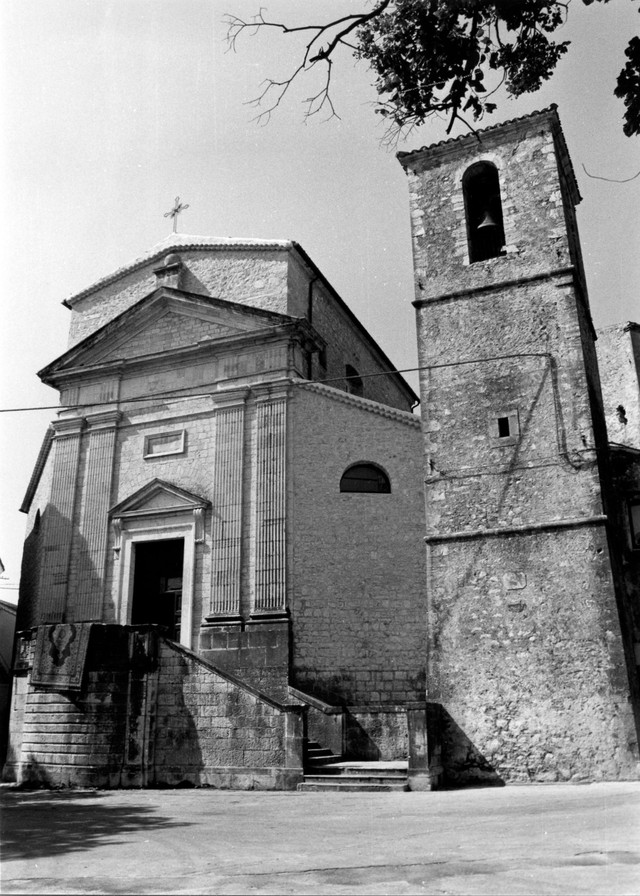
top-left (489, 409), bottom-right (519, 444)
top-left (497, 416), bottom-right (511, 438)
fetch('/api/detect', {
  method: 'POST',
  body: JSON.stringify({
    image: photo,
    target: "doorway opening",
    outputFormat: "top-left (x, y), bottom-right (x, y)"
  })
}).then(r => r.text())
top-left (131, 538), bottom-right (184, 640)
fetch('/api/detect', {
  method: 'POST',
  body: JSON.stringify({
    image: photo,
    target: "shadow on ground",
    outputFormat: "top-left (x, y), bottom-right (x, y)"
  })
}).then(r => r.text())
top-left (0, 789), bottom-right (189, 861)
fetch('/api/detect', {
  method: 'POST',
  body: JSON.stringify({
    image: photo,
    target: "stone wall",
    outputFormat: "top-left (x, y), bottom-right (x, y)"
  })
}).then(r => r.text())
top-left (288, 384), bottom-right (427, 707)
top-left (66, 247), bottom-right (292, 348)
top-left (64, 243), bottom-right (414, 411)
top-left (597, 323), bottom-right (640, 450)
top-left (400, 108), bottom-right (640, 785)
top-left (399, 109), bottom-right (579, 301)
top-left (199, 622), bottom-right (290, 702)
top-left (3, 626), bottom-right (305, 790)
top-left (154, 641), bottom-right (304, 789)
top-left (428, 526), bottom-right (639, 784)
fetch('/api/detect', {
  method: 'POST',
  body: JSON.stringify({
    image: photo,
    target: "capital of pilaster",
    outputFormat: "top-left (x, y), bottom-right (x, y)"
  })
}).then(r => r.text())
top-left (85, 409), bottom-right (123, 431)
top-left (252, 380), bottom-right (290, 403)
top-left (51, 417), bottom-right (85, 439)
top-left (212, 388), bottom-right (250, 410)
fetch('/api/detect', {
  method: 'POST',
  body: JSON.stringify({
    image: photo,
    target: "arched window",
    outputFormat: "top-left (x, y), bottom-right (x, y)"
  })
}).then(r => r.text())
top-left (345, 364), bottom-right (364, 397)
top-left (463, 162), bottom-right (506, 263)
top-left (340, 463), bottom-right (391, 494)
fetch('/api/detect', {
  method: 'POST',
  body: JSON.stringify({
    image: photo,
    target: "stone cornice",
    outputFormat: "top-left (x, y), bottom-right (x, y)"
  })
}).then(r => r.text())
top-left (295, 380), bottom-right (421, 428)
top-left (412, 265), bottom-right (576, 307)
top-left (40, 318), bottom-right (322, 388)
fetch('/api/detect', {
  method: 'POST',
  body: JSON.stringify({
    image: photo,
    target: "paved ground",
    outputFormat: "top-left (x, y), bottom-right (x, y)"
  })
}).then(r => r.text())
top-left (1, 782), bottom-right (639, 894)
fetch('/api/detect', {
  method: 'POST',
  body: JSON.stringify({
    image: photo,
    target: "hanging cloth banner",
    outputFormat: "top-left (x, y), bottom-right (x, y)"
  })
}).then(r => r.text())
top-left (31, 622), bottom-right (92, 691)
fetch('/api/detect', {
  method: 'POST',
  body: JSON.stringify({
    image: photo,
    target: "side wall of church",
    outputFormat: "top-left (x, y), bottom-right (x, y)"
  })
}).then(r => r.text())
top-left (287, 253), bottom-right (415, 413)
top-left (287, 385), bottom-right (427, 707)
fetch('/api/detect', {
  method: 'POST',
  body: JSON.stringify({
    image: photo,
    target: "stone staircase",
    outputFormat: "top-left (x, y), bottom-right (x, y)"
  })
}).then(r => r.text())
top-left (298, 740), bottom-right (409, 792)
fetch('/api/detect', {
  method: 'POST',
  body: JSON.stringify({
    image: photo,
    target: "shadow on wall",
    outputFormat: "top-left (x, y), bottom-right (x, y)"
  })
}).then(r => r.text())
top-left (440, 707), bottom-right (505, 789)
top-left (152, 648), bottom-right (204, 786)
top-left (0, 784), bottom-right (189, 861)
top-left (18, 504), bottom-right (106, 631)
top-left (345, 715), bottom-right (381, 760)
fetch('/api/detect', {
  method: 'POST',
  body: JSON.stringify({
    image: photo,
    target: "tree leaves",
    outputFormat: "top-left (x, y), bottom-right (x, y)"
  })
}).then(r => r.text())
top-left (615, 35), bottom-right (640, 136)
top-left (227, 0), bottom-right (639, 139)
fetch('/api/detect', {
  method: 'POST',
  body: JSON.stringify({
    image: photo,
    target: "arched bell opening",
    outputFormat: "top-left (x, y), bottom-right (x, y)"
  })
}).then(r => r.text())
top-left (463, 162), bottom-right (506, 263)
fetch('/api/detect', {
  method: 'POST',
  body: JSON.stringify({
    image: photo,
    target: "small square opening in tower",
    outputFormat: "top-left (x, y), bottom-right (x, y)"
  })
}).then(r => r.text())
top-left (497, 416), bottom-right (511, 438)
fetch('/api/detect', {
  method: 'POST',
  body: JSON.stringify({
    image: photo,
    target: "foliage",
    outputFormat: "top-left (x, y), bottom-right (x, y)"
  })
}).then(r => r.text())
top-left (615, 34), bottom-right (640, 136)
top-left (226, 0), bottom-right (639, 140)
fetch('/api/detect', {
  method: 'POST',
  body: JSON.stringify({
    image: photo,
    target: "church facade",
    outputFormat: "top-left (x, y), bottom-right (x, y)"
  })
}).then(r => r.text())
top-left (4, 107), bottom-right (640, 789)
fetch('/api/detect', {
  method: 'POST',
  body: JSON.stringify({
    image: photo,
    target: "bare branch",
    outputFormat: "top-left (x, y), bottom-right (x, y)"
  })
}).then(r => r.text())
top-left (225, 2), bottom-right (392, 126)
top-left (582, 163), bottom-right (640, 183)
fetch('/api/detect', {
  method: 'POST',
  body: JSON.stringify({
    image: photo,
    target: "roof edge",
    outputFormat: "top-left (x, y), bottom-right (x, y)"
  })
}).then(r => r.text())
top-left (20, 426), bottom-right (55, 514)
top-left (63, 237), bottom-right (296, 309)
top-left (295, 380), bottom-right (421, 427)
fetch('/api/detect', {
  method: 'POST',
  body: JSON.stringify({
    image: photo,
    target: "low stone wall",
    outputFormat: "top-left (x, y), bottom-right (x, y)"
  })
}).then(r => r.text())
top-left (154, 641), bottom-right (304, 789)
top-left (199, 621), bottom-right (290, 702)
top-left (3, 625), bottom-right (305, 790)
top-left (345, 707), bottom-right (409, 761)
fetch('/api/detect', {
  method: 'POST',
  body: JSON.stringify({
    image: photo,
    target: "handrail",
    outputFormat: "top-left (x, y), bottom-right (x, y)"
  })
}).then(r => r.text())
top-left (288, 685), bottom-right (344, 715)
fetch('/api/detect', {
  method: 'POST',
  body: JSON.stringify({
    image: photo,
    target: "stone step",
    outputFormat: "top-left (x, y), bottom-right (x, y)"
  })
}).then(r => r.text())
top-left (297, 778), bottom-right (409, 793)
top-left (306, 755), bottom-right (343, 766)
top-left (306, 764), bottom-right (407, 777)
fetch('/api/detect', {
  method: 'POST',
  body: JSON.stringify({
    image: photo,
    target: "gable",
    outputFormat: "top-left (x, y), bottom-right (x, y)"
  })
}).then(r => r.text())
top-left (94, 309), bottom-right (249, 363)
top-left (111, 479), bottom-right (208, 517)
top-left (40, 287), bottom-right (296, 380)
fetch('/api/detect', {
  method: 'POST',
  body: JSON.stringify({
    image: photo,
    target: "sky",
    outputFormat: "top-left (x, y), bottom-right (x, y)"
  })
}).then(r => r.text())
top-left (0, 0), bottom-right (638, 600)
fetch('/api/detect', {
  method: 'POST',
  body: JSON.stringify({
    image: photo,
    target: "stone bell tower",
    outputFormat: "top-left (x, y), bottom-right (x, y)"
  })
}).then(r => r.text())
top-left (398, 106), bottom-right (640, 784)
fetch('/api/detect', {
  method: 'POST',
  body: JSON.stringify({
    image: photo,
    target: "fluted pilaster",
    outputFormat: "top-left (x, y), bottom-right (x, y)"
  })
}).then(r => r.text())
top-left (38, 417), bottom-right (84, 622)
top-left (207, 400), bottom-right (246, 621)
top-left (72, 411), bottom-right (121, 620)
top-left (253, 392), bottom-right (287, 617)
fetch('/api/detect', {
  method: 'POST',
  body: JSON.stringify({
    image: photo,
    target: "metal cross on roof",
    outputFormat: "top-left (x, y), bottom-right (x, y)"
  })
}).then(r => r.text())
top-left (164, 197), bottom-right (190, 233)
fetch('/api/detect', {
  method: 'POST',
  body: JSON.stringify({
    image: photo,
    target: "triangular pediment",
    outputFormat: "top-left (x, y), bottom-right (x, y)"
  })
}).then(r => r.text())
top-left (92, 302), bottom-right (258, 364)
top-left (111, 479), bottom-right (208, 518)
top-left (40, 287), bottom-right (295, 380)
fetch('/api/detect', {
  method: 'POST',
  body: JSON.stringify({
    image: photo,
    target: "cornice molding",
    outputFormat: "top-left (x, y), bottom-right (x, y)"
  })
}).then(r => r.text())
top-left (295, 380), bottom-right (421, 428)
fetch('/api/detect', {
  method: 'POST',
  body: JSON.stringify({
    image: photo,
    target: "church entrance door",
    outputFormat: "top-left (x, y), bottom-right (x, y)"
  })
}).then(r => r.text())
top-left (131, 539), bottom-right (184, 641)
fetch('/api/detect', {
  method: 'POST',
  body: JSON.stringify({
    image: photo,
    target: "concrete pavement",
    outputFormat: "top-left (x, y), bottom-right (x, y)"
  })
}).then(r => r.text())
top-left (1, 782), bottom-right (639, 894)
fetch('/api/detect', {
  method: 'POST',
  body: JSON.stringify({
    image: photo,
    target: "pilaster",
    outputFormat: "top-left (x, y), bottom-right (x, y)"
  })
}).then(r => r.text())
top-left (73, 410), bottom-right (121, 621)
top-left (205, 394), bottom-right (247, 627)
top-left (251, 387), bottom-right (288, 621)
top-left (38, 416), bottom-right (85, 622)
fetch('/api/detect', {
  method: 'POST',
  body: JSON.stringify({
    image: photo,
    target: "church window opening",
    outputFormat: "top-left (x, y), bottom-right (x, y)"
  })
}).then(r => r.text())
top-left (131, 538), bottom-right (184, 640)
top-left (340, 463), bottom-right (391, 494)
top-left (463, 162), bottom-right (506, 263)
top-left (346, 364), bottom-right (364, 397)
top-left (630, 501), bottom-right (640, 550)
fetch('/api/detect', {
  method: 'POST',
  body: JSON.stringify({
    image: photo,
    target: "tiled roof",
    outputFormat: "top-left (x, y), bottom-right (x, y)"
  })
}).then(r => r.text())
top-left (396, 105), bottom-right (560, 161)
